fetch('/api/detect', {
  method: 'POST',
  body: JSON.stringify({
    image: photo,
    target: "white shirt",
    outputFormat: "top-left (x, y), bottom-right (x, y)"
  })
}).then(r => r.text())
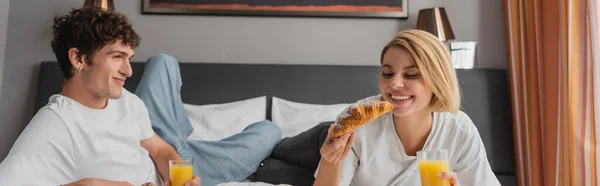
top-left (316, 95), bottom-right (501, 186)
top-left (0, 89), bottom-right (160, 186)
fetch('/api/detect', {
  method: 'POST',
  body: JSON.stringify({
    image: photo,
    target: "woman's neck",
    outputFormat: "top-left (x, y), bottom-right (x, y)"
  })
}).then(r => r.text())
top-left (393, 109), bottom-right (433, 156)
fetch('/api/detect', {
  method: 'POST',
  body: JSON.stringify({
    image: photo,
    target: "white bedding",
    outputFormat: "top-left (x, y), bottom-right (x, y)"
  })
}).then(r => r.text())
top-left (217, 182), bottom-right (292, 186)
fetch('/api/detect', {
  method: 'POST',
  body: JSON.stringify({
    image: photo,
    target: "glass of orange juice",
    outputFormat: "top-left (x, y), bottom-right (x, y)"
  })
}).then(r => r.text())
top-left (417, 149), bottom-right (451, 186)
top-left (169, 157), bottom-right (194, 186)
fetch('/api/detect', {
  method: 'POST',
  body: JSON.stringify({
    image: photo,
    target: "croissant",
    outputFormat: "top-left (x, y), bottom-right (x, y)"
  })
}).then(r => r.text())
top-left (332, 100), bottom-right (393, 138)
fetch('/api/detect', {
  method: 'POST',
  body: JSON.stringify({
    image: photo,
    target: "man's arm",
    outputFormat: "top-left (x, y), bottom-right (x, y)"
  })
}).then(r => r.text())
top-left (141, 133), bottom-right (181, 182)
top-left (62, 178), bottom-right (133, 186)
top-left (0, 109), bottom-right (76, 185)
top-left (134, 96), bottom-right (200, 185)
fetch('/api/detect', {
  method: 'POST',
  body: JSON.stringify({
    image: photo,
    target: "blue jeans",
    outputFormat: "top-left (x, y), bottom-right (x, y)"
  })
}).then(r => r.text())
top-left (135, 53), bottom-right (282, 186)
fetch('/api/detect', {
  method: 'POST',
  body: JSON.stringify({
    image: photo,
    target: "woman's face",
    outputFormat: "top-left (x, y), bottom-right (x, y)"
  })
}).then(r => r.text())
top-left (379, 47), bottom-right (433, 117)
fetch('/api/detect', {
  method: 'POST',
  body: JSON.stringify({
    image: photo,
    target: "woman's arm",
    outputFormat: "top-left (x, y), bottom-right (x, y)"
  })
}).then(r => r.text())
top-left (314, 159), bottom-right (344, 186)
top-left (453, 133), bottom-right (501, 186)
top-left (453, 113), bottom-right (501, 186)
top-left (313, 124), bottom-right (356, 186)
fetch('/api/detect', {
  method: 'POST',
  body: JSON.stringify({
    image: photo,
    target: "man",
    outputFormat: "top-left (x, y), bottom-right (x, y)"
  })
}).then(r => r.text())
top-left (0, 7), bottom-right (283, 186)
top-left (0, 8), bottom-right (200, 185)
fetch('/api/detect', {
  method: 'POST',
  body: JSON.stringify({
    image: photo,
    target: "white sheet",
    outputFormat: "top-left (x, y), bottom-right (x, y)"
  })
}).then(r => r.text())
top-left (183, 96), bottom-right (267, 141)
top-left (271, 97), bottom-right (350, 138)
top-left (216, 182), bottom-right (292, 186)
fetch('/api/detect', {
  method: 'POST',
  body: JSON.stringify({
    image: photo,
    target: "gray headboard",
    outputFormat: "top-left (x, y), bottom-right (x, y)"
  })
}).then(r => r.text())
top-left (35, 61), bottom-right (517, 185)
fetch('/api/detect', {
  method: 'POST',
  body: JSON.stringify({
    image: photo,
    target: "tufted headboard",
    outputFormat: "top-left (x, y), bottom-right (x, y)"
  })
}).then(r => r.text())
top-left (35, 61), bottom-right (517, 185)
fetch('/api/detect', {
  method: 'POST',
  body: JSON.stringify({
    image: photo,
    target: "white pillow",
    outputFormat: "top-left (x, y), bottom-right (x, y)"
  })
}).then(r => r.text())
top-left (271, 97), bottom-right (351, 138)
top-left (184, 96), bottom-right (267, 141)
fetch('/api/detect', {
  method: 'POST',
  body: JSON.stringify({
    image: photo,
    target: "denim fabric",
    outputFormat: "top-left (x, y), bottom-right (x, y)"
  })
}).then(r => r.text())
top-left (135, 53), bottom-right (282, 186)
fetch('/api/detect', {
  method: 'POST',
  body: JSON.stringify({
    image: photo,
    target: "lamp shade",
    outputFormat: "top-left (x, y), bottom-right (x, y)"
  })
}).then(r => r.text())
top-left (83, 0), bottom-right (115, 11)
top-left (416, 7), bottom-right (455, 41)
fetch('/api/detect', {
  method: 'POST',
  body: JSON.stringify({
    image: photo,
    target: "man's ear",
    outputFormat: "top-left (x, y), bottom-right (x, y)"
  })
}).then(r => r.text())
top-left (68, 48), bottom-right (83, 71)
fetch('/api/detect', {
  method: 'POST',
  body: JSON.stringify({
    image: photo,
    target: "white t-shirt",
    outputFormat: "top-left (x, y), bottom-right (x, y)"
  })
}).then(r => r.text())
top-left (316, 95), bottom-right (501, 186)
top-left (0, 89), bottom-right (161, 186)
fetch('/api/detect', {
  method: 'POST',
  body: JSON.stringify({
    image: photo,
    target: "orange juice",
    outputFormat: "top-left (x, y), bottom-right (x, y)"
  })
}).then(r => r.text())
top-left (418, 160), bottom-right (451, 186)
top-left (170, 164), bottom-right (193, 186)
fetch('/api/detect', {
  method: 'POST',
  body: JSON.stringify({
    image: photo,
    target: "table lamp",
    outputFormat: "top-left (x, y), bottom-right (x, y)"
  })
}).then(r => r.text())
top-left (83, 0), bottom-right (114, 11)
top-left (416, 7), bottom-right (455, 41)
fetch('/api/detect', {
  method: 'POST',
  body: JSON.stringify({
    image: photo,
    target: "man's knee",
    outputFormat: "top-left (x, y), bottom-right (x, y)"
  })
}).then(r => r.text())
top-left (248, 120), bottom-right (282, 144)
top-left (141, 53), bottom-right (181, 79)
top-left (146, 53), bottom-right (179, 67)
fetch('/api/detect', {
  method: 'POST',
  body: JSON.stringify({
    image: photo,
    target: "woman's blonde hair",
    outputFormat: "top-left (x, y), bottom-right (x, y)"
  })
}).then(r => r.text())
top-left (380, 29), bottom-right (461, 113)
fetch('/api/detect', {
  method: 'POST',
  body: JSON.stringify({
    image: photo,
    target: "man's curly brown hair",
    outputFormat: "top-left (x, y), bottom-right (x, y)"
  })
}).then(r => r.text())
top-left (51, 7), bottom-right (141, 79)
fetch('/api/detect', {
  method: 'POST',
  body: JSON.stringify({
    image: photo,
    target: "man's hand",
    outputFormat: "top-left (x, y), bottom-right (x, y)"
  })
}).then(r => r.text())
top-left (166, 175), bottom-right (201, 186)
top-left (63, 178), bottom-right (133, 186)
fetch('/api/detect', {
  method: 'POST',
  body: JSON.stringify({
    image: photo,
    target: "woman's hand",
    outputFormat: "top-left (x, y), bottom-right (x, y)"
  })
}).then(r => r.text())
top-left (439, 172), bottom-right (460, 186)
top-left (165, 175), bottom-right (201, 186)
top-left (319, 124), bottom-right (356, 164)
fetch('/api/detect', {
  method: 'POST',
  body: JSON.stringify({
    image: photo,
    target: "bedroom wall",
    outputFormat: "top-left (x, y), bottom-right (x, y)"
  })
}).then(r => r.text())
top-left (0, 0), bottom-right (507, 160)
top-left (124, 0), bottom-right (507, 68)
top-left (0, 0), bottom-right (9, 101)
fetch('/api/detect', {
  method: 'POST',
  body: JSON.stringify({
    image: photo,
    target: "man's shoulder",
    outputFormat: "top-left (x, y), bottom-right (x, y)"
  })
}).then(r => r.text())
top-left (29, 99), bottom-right (75, 136)
top-left (38, 94), bottom-right (77, 119)
top-left (30, 106), bottom-right (65, 127)
top-left (117, 88), bottom-right (145, 107)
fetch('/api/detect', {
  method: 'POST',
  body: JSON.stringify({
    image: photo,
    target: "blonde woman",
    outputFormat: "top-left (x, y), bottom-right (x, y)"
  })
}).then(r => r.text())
top-left (313, 30), bottom-right (501, 186)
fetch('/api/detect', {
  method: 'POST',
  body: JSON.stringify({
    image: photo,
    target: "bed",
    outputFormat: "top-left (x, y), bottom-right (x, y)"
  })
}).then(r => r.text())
top-left (35, 61), bottom-right (517, 186)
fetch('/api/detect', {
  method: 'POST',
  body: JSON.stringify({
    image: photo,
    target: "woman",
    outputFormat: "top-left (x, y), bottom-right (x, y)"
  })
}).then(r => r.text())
top-left (313, 30), bottom-right (501, 186)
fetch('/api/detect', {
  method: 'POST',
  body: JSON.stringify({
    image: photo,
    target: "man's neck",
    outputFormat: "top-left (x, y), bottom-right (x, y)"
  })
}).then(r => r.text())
top-left (393, 109), bottom-right (433, 156)
top-left (61, 79), bottom-right (108, 109)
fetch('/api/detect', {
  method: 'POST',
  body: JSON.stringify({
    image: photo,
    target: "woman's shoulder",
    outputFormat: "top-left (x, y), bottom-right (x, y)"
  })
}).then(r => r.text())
top-left (434, 111), bottom-right (479, 137)
top-left (349, 112), bottom-right (393, 156)
top-left (352, 112), bottom-right (393, 140)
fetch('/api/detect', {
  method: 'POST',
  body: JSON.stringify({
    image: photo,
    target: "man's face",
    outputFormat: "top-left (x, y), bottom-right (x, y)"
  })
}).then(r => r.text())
top-left (80, 40), bottom-right (134, 99)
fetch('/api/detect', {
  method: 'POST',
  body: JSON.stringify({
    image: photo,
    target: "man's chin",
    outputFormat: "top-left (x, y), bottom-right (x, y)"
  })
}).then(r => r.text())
top-left (108, 90), bottom-right (123, 99)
